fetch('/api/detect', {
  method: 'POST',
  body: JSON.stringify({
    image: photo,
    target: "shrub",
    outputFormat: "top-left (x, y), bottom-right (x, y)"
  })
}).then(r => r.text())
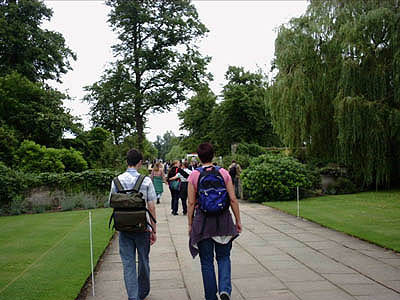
top-left (9, 195), bottom-right (29, 215)
top-left (59, 148), bottom-right (88, 172)
top-left (15, 140), bottom-right (88, 173)
top-left (325, 177), bottom-right (357, 195)
top-left (0, 162), bottom-right (30, 207)
top-left (32, 204), bottom-right (49, 214)
top-left (0, 125), bottom-right (18, 166)
top-left (241, 153), bottom-right (314, 202)
top-left (60, 196), bottom-right (77, 211)
top-left (236, 142), bottom-right (266, 157)
top-left (319, 165), bottom-right (349, 178)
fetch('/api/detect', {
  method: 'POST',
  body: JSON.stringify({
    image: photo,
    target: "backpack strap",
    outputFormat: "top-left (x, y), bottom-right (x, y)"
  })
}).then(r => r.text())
top-left (108, 211), bottom-right (115, 230)
top-left (113, 177), bottom-right (125, 193)
top-left (133, 174), bottom-right (146, 192)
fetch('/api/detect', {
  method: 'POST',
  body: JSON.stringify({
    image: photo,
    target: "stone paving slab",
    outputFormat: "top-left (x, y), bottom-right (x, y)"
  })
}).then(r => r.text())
top-left (84, 187), bottom-right (400, 299)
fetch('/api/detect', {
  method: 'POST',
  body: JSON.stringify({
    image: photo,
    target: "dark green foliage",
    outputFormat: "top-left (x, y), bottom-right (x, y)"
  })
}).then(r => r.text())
top-left (0, 72), bottom-right (76, 147)
top-left (63, 127), bottom-right (119, 169)
top-left (34, 169), bottom-right (117, 193)
top-left (325, 177), bottom-right (357, 195)
top-left (118, 134), bottom-right (158, 163)
top-left (59, 148), bottom-right (88, 172)
top-left (241, 154), bottom-right (314, 202)
top-left (178, 87), bottom-right (217, 153)
top-left (211, 66), bottom-right (281, 154)
top-left (83, 64), bottom-right (136, 144)
top-left (0, 0), bottom-right (76, 82)
top-left (0, 162), bottom-right (29, 208)
top-left (270, 0), bottom-right (400, 187)
top-left (236, 142), bottom-right (267, 157)
top-left (0, 125), bottom-right (18, 166)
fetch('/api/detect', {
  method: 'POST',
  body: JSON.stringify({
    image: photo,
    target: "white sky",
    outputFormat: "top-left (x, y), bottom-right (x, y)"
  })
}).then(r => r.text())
top-left (43, 0), bottom-right (308, 142)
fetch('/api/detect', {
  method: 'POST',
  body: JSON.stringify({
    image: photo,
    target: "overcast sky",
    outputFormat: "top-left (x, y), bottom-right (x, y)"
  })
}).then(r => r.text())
top-left (43, 0), bottom-right (308, 142)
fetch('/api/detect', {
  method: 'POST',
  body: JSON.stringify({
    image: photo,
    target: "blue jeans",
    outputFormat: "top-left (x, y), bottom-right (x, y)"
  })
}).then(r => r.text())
top-left (119, 231), bottom-right (150, 300)
top-left (198, 238), bottom-right (232, 300)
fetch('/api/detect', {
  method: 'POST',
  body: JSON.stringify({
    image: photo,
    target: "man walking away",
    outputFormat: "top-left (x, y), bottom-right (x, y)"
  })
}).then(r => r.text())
top-left (228, 160), bottom-right (242, 199)
top-left (109, 149), bottom-right (157, 300)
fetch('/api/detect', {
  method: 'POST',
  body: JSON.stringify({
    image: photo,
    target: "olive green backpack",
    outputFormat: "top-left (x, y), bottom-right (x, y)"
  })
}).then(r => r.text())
top-left (109, 175), bottom-right (156, 232)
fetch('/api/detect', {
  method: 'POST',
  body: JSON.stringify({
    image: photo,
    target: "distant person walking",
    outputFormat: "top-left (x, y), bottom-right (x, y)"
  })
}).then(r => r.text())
top-left (108, 149), bottom-right (157, 300)
top-left (188, 159), bottom-right (198, 171)
top-left (228, 160), bottom-right (242, 199)
top-left (150, 162), bottom-right (167, 204)
top-left (187, 143), bottom-right (242, 300)
top-left (167, 160), bottom-right (189, 215)
top-left (178, 161), bottom-right (192, 215)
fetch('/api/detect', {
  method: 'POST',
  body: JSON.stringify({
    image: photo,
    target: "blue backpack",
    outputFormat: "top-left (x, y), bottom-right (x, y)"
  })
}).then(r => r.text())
top-left (196, 166), bottom-right (230, 215)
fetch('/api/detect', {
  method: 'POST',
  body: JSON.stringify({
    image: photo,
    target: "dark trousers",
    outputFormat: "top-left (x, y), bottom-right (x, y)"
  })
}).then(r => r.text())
top-left (179, 182), bottom-right (188, 214)
top-left (170, 187), bottom-right (180, 214)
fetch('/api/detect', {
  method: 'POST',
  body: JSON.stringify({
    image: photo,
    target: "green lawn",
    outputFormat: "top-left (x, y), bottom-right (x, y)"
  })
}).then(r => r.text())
top-left (264, 190), bottom-right (400, 252)
top-left (0, 208), bottom-right (114, 300)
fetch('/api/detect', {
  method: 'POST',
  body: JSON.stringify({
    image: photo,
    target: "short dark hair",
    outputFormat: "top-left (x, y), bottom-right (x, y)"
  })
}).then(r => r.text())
top-left (197, 142), bottom-right (214, 163)
top-left (126, 149), bottom-right (143, 166)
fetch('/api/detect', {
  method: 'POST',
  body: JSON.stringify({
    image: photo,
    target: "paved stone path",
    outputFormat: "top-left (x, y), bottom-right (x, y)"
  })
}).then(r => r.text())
top-left (86, 189), bottom-right (400, 300)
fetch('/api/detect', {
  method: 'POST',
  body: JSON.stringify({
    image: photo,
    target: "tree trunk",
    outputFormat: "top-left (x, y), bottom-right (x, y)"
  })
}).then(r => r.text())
top-left (135, 111), bottom-right (144, 153)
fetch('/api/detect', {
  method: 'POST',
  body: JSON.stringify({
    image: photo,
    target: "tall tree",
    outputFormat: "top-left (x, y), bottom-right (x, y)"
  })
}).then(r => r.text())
top-left (105, 0), bottom-right (211, 151)
top-left (84, 63), bottom-right (136, 144)
top-left (270, 0), bottom-right (400, 186)
top-left (152, 131), bottom-right (180, 160)
top-left (211, 66), bottom-right (280, 154)
top-left (0, 0), bottom-right (76, 82)
top-left (0, 72), bottom-right (77, 147)
top-left (178, 87), bottom-right (216, 152)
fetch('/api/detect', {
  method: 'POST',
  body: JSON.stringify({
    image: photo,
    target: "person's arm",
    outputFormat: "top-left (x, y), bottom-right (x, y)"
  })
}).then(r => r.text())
top-left (226, 178), bottom-right (242, 233)
top-left (237, 164), bottom-right (242, 175)
top-left (162, 171), bottom-right (167, 183)
top-left (178, 168), bottom-right (189, 179)
top-left (146, 178), bottom-right (157, 245)
top-left (108, 180), bottom-right (116, 206)
top-left (187, 182), bottom-right (196, 235)
top-left (147, 200), bottom-right (157, 245)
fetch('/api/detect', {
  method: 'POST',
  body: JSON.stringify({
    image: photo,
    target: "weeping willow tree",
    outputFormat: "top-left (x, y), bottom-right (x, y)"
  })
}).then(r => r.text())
top-left (270, 0), bottom-right (400, 187)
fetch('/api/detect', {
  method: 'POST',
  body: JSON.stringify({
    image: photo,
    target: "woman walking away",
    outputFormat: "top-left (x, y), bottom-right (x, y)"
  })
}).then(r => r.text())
top-left (150, 162), bottom-right (167, 204)
top-left (187, 143), bottom-right (242, 300)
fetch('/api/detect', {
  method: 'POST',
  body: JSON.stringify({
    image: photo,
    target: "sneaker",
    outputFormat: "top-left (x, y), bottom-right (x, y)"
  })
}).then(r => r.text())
top-left (219, 292), bottom-right (230, 300)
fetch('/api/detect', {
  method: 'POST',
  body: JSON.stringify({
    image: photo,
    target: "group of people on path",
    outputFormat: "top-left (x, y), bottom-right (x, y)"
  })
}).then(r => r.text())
top-left (109, 143), bottom-right (242, 300)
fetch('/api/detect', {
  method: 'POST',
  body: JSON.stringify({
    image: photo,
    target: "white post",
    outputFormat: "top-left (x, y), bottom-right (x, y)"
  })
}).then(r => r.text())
top-left (297, 186), bottom-right (300, 218)
top-left (89, 211), bottom-right (95, 296)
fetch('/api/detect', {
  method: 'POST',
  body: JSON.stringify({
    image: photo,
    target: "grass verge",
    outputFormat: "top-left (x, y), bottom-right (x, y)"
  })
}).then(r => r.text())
top-left (264, 190), bottom-right (400, 252)
top-left (0, 208), bottom-right (113, 300)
